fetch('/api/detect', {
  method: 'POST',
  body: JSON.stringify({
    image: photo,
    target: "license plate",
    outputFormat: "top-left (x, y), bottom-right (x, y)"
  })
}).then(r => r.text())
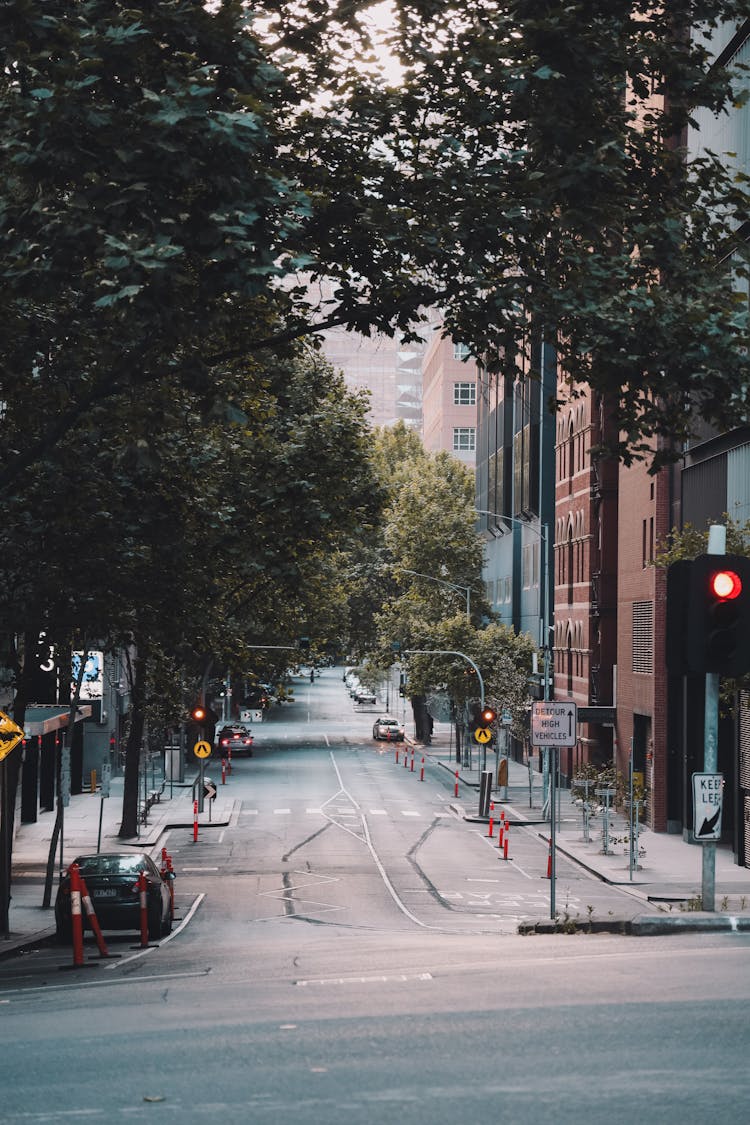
top-left (95, 888), bottom-right (118, 898)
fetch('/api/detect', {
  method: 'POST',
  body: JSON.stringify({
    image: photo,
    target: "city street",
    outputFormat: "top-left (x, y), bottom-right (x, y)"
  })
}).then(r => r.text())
top-left (1, 670), bottom-right (749, 1124)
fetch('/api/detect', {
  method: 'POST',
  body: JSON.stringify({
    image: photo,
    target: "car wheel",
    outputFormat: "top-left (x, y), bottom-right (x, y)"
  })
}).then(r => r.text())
top-left (147, 900), bottom-right (163, 942)
top-left (161, 908), bottom-right (173, 937)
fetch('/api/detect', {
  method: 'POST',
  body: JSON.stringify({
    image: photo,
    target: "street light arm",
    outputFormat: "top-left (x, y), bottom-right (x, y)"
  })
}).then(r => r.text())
top-left (405, 649), bottom-right (484, 707)
top-left (400, 569), bottom-right (471, 622)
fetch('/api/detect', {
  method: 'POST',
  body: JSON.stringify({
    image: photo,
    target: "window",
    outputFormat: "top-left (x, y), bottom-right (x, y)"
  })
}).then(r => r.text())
top-left (453, 343), bottom-right (471, 360)
top-left (453, 382), bottom-right (476, 406)
top-left (453, 427), bottom-right (476, 452)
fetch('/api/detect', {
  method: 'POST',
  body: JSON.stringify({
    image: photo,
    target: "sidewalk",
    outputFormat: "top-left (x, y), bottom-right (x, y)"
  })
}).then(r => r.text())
top-left (418, 721), bottom-right (750, 934)
top-left (2, 770), bottom-right (237, 959)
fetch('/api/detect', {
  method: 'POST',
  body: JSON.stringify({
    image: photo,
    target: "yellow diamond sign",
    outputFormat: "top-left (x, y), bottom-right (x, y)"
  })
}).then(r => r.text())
top-left (0, 709), bottom-right (25, 762)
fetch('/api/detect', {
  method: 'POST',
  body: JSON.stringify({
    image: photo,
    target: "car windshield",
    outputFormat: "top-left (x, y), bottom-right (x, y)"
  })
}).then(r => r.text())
top-left (74, 855), bottom-right (150, 876)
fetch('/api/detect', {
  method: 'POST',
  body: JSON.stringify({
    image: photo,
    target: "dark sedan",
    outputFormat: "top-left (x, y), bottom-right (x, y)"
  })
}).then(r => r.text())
top-left (216, 724), bottom-right (254, 756)
top-left (54, 852), bottom-right (172, 943)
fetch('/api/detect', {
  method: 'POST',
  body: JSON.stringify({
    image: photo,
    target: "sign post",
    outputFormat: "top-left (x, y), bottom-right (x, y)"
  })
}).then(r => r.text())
top-left (193, 740), bottom-right (211, 813)
top-left (531, 701), bottom-right (577, 919)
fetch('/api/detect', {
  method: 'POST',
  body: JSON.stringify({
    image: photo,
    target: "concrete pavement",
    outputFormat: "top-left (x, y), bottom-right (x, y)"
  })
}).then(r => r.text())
top-left (2, 770), bottom-right (238, 959)
top-left (419, 724), bottom-right (750, 934)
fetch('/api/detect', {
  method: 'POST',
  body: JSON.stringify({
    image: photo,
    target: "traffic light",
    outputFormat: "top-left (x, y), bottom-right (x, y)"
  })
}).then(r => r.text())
top-left (480, 706), bottom-right (496, 726)
top-left (686, 554), bottom-right (750, 676)
top-left (190, 704), bottom-right (207, 724)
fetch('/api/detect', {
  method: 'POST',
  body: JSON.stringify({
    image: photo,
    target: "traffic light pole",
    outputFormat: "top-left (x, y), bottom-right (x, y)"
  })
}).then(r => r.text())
top-left (702, 523), bottom-right (724, 912)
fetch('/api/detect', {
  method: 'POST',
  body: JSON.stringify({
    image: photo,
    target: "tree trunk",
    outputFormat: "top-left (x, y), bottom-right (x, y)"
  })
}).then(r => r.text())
top-left (1, 632), bottom-right (31, 932)
top-left (119, 647), bottom-right (147, 839)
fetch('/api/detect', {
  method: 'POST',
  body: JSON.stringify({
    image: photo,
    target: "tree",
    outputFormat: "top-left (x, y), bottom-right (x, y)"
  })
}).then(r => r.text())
top-left (297, 2), bottom-right (750, 461)
top-left (5, 2), bottom-right (750, 488)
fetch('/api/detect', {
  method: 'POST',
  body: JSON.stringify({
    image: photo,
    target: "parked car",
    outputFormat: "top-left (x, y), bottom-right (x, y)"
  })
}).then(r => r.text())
top-left (55, 852), bottom-right (172, 943)
top-left (216, 724), bottom-right (254, 756)
top-left (353, 686), bottom-right (377, 705)
top-left (373, 716), bottom-right (405, 741)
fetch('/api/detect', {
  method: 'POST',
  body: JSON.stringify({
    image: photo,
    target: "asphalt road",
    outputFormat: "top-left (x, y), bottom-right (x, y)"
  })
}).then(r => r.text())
top-left (1, 670), bottom-right (749, 1124)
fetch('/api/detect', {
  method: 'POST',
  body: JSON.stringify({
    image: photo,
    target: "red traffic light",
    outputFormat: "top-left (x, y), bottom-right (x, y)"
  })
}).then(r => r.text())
top-left (191, 705), bottom-right (207, 723)
top-left (480, 706), bottom-right (496, 725)
top-left (710, 569), bottom-right (742, 600)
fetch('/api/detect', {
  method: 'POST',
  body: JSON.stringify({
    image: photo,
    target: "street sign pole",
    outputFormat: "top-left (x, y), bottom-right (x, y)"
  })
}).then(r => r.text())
top-left (702, 524), bottom-right (724, 911)
top-left (531, 701), bottom-right (577, 920)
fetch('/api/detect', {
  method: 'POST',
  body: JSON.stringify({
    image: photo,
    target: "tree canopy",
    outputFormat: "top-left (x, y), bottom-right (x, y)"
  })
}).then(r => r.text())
top-left (4, 1), bottom-right (750, 489)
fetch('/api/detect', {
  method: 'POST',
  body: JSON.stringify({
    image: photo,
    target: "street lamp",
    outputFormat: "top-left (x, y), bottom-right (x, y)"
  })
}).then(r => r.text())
top-left (400, 568), bottom-right (472, 622)
top-left (475, 510), bottom-right (551, 702)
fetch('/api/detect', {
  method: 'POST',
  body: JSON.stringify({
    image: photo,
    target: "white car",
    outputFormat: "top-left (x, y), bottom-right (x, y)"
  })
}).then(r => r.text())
top-left (372, 716), bottom-right (404, 741)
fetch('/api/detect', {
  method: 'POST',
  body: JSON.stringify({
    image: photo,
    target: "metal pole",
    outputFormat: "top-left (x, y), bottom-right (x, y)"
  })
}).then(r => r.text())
top-left (549, 748), bottom-right (557, 919)
top-left (702, 524), bottom-right (725, 911)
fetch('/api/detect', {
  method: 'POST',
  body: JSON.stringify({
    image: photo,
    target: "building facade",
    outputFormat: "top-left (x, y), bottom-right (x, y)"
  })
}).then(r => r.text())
top-left (421, 331), bottom-right (480, 467)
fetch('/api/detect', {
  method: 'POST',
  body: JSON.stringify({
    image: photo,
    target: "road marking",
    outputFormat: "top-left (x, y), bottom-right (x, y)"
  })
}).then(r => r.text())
top-left (296, 973), bottom-right (433, 987)
top-left (274, 808), bottom-right (291, 815)
top-left (241, 809), bottom-right (258, 815)
top-left (369, 809), bottom-right (387, 815)
top-left (402, 810), bottom-right (420, 817)
top-left (181, 866), bottom-right (219, 872)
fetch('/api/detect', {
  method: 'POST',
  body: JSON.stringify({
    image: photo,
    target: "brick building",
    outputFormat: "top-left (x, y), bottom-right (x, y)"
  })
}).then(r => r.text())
top-left (552, 388), bottom-right (618, 784)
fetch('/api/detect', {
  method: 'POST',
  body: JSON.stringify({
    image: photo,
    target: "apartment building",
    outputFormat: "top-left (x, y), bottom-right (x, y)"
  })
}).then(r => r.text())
top-left (421, 330), bottom-right (480, 467)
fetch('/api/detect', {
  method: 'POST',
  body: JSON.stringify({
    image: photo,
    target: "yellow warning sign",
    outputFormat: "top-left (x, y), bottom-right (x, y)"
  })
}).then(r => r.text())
top-left (0, 710), bottom-right (24, 762)
top-left (474, 726), bottom-right (492, 744)
top-left (193, 740), bottom-right (212, 759)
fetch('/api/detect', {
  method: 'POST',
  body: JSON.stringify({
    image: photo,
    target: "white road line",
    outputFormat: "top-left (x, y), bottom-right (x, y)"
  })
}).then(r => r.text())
top-left (296, 972), bottom-right (433, 987)
top-left (369, 809), bottom-right (387, 815)
top-left (402, 810), bottom-right (420, 817)
top-left (274, 808), bottom-right (291, 815)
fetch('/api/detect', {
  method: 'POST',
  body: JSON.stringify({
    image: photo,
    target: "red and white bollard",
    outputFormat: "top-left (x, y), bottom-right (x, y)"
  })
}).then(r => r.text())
top-left (488, 801), bottom-right (495, 838)
top-left (546, 838), bottom-right (553, 879)
top-left (420, 756), bottom-right (425, 782)
top-left (166, 853), bottom-right (175, 920)
top-left (227, 747), bottom-right (232, 775)
top-left (221, 757), bottom-right (227, 785)
top-left (410, 747), bottom-right (415, 773)
top-left (454, 770), bottom-right (459, 798)
top-left (137, 868), bottom-right (149, 947)
top-left (503, 822), bottom-right (510, 861)
top-left (69, 862), bottom-right (84, 967)
top-left (404, 746), bottom-right (408, 768)
top-left (498, 818), bottom-right (504, 850)
top-left (193, 798), bottom-right (199, 843)
top-left (395, 745), bottom-right (400, 764)
top-left (80, 877), bottom-right (109, 958)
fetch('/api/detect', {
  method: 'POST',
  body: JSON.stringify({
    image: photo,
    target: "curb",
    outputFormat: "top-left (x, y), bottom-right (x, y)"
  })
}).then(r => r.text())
top-left (518, 912), bottom-right (750, 936)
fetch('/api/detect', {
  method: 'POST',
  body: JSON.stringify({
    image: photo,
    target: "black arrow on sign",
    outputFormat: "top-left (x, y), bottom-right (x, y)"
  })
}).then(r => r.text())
top-left (697, 806), bottom-right (721, 837)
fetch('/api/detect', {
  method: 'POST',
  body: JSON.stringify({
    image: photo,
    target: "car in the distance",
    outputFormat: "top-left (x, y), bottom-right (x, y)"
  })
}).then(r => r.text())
top-left (373, 715), bottom-right (404, 741)
top-left (216, 724), bottom-right (254, 756)
top-left (54, 852), bottom-right (172, 943)
top-left (353, 686), bottom-right (377, 705)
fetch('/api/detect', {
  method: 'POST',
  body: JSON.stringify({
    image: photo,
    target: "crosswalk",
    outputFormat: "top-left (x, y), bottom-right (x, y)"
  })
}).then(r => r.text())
top-left (239, 807), bottom-right (454, 819)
